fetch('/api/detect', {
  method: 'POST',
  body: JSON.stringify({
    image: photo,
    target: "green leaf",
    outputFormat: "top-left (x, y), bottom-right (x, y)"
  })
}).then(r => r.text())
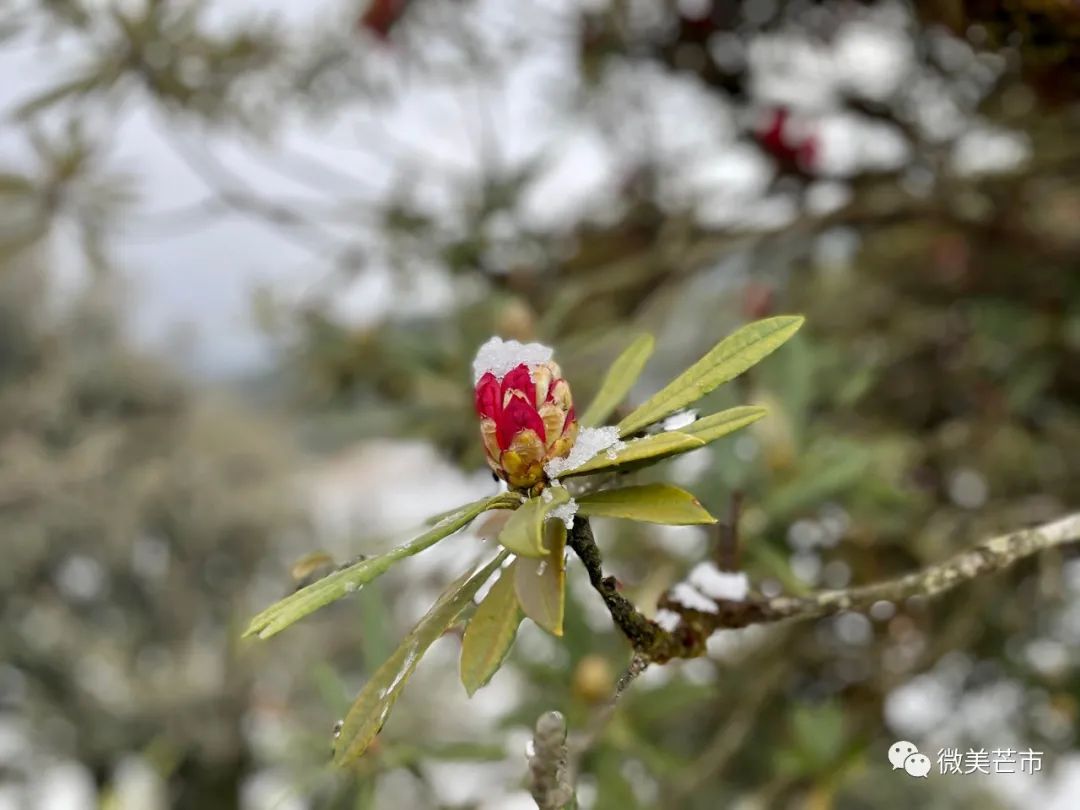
top-left (425, 493), bottom-right (518, 525)
top-left (459, 567), bottom-right (522, 695)
top-left (514, 520), bottom-right (567, 636)
top-left (557, 431), bottom-right (705, 478)
top-left (497, 488), bottom-right (570, 558)
top-left (580, 333), bottom-right (655, 427)
top-left (576, 484), bottom-right (717, 525)
top-left (333, 551), bottom-right (509, 765)
top-left (617, 316), bottom-right (804, 436)
top-left (682, 405), bottom-right (768, 444)
top-left (244, 495), bottom-right (503, 640)
top-left (592, 408), bottom-right (764, 492)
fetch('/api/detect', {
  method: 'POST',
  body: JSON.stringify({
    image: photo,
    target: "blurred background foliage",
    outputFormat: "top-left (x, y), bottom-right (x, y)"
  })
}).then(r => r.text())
top-left (1, 0), bottom-right (1079, 808)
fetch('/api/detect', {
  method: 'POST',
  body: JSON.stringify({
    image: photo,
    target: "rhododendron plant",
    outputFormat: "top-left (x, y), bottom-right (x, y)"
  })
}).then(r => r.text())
top-left (244, 315), bottom-right (804, 765)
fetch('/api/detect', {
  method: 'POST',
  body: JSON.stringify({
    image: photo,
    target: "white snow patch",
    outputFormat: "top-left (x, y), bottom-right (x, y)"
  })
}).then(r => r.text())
top-left (688, 563), bottom-right (749, 602)
top-left (669, 583), bottom-right (719, 614)
top-left (472, 337), bottom-right (553, 383)
top-left (951, 126), bottom-right (1030, 176)
top-left (548, 499), bottom-right (579, 530)
top-left (833, 21), bottom-right (913, 102)
top-left (654, 609), bottom-right (682, 632)
top-left (661, 409), bottom-right (698, 431)
top-left (544, 426), bottom-right (622, 478)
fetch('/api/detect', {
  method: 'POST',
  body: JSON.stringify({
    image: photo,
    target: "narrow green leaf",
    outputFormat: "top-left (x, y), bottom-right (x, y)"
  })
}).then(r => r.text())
top-left (497, 488), bottom-right (570, 558)
top-left (576, 484), bottom-right (717, 525)
top-left (425, 492), bottom-right (518, 525)
top-left (333, 551), bottom-right (509, 765)
top-left (514, 521), bottom-right (567, 636)
top-left (683, 405), bottom-right (768, 444)
top-left (459, 568), bottom-right (522, 695)
top-left (580, 333), bottom-right (655, 427)
top-left (557, 431), bottom-right (705, 478)
top-left (617, 316), bottom-right (804, 436)
top-left (560, 410), bottom-right (764, 481)
top-left (244, 495), bottom-right (503, 640)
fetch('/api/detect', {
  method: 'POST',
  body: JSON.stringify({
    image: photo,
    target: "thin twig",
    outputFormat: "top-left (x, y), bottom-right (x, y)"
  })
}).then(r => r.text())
top-left (568, 652), bottom-right (649, 760)
top-left (714, 490), bottom-right (743, 572)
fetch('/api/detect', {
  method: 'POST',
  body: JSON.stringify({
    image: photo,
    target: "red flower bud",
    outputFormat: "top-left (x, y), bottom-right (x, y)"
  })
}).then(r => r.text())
top-left (474, 358), bottom-right (578, 491)
top-left (755, 107), bottom-right (819, 174)
top-left (358, 0), bottom-right (409, 40)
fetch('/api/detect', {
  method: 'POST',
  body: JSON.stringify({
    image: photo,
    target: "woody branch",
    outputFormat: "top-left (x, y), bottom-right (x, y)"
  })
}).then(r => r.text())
top-left (568, 512), bottom-right (1080, 664)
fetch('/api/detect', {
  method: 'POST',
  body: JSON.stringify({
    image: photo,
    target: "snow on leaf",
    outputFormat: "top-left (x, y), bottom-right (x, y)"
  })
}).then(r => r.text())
top-left (547, 498), bottom-right (579, 530)
top-left (544, 426), bottom-right (622, 478)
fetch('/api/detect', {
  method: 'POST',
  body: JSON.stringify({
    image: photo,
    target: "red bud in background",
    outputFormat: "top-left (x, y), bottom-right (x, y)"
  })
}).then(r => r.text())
top-left (755, 108), bottom-right (819, 174)
top-left (358, 0), bottom-right (410, 40)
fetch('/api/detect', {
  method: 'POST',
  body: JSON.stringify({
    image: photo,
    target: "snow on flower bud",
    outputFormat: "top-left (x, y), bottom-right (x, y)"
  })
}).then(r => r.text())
top-left (473, 339), bottom-right (578, 491)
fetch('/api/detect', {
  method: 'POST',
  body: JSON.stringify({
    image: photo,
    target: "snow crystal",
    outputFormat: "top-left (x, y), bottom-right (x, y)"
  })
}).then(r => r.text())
top-left (541, 488), bottom-right (554, 503)
top-left (548, 499), bottom-right (579, 530)
top-left (544, 426), bottom-right (622, 478)
top-left (604, 440), bottom-right (626, 460)
top-left (669, 582), bottom-right (719, 614)
top-left (661, 409), bottom-right (699, 431)
top-left (472, 337), bottom-right (553, 383)
top-left (688, 563), bottom-right (749, 602)
top-left (654, 609), bottom-right (682, 632)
